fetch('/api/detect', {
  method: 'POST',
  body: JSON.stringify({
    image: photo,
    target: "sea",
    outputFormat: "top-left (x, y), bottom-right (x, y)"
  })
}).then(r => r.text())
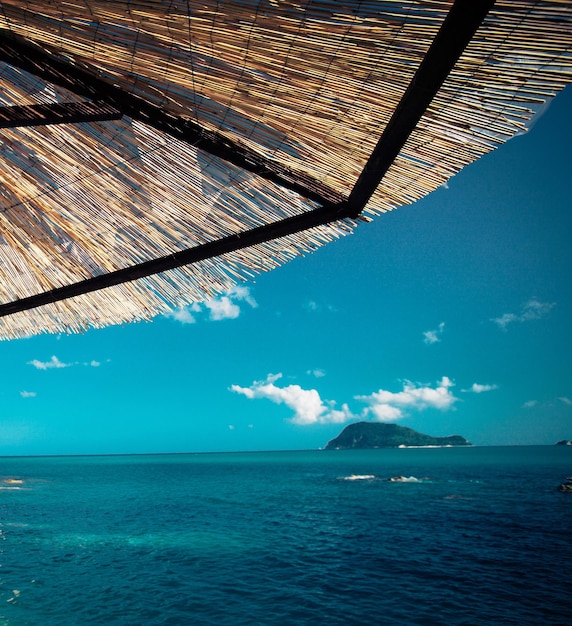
top-left (0, 446), bottom-right (570, 625)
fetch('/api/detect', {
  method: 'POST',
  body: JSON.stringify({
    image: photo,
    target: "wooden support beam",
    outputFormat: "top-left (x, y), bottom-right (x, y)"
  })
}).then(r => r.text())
top-left (0, 30), bottom-right (344, 208)
top-left (0, 100), bottom-right (122, 128)
top-left (347, 0), bottom-right (495, 215)
top-left (0, 201), bottom-right (356, 318)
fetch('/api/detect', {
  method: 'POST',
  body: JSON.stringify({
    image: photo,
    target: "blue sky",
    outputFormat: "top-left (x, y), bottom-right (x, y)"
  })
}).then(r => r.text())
top-left (1, 86), bottom-right (570, 456)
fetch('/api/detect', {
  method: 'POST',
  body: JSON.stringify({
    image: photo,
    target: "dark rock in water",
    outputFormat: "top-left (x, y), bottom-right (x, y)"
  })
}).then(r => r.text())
top-left (555, 439), bottom-right (572, 446)
top-left (325, 422), bottom-right (471, 450)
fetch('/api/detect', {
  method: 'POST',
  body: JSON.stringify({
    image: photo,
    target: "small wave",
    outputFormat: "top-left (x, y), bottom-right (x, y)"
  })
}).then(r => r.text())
top-left (0, 478), bottom-right (29, 491)
top-left (338, 474), bottom-right (377, 481)
top-left (388, 476), bottom-right (421, 483)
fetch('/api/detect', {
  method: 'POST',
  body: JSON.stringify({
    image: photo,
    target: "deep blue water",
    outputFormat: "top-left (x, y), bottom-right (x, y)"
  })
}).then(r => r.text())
top-left (0, 446), bottom-right (571, 625)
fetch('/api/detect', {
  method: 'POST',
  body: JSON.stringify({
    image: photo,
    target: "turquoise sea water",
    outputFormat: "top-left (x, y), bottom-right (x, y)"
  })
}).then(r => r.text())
top-left (0, 446), bottom-right (571, 625)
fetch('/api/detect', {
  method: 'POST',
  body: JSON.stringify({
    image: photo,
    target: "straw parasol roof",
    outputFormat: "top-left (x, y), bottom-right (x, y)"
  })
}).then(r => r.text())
top-left (0, 0), bottom-right (570, 338)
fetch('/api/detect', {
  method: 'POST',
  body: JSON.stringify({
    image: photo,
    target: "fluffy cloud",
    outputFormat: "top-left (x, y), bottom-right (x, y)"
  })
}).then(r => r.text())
top-left (27, 356), bottom-right (102, 370)
top-left (232, 374), bottom-right (457, 425)
top-left (491, 298), bottom-right (555, 330)
top-left (462, 383), bottom-right (499, 393)
top-left (206, 296), bottom-right (240, 321)
top-left (357, 377), bottom-right (457, 422)
top-left (28, 356), bottom-right (70, 370)
top-left (559, 397), bottom-right (572, 406)
top-left (168, 286), bottom-right (257, 323)
top-left (522, 400), bottom-right (538, 409)
top-left (423, 322), bottom-right (445, 345)
top-left (167, 307), bottom-right (197, 325)
top-left (231, 373), bottom-right (353, 425)
top-left (20, 391), bottom-right (37, 398)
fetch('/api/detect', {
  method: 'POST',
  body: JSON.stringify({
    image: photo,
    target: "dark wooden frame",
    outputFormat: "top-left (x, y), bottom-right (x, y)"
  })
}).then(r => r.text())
top-left (0, 0), bottom-right (493, 317)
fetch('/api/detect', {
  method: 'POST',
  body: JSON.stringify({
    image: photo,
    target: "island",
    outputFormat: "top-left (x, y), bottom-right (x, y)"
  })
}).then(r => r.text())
top-left (555, 439), bottom-right (572, 446)
top-left (324, 422), bottom-right (471, 450)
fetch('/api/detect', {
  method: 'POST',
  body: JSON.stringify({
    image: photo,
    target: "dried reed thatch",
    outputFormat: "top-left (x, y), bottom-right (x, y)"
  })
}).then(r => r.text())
top-left (0, 0), bottom-right (570, 338)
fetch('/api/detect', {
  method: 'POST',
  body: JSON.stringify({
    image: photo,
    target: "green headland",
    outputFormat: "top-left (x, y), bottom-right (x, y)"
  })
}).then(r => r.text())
top-left (325, 422), bottom-right (471, 450)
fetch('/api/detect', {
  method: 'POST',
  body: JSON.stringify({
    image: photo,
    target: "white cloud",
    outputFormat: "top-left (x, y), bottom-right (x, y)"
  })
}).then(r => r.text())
top-left (167, 307), bottom-right (197, 324)
top-left (324, 402), bottom-right (355, 424)
top-left (20, 391), bottom-right (37, 398)
top-left (364, 402), bottom-right (403, 422)
top-left (231, 373), bottom-right (355, 425)
top-left (168, 286), bottom-right (257, 323)
top-left (492, 313), bottom-right (517, 330)
top-left (303, 300), bottom-right (336, 314)
top-left (229, 285), bottom-right (257, 309)
top-left (28, 355), bottom-right (70, 370)
top-left (228, 424), bottom-right (235, 430)
top-left (522, 397), bottom-right (572, 410)
top-left (27, 356), bottom-right (103, 370)
top-left (232, 374), bottom-right (457, 426)
top-left (307, 369), bottom-right (326, 378)
top-left (462, 383), bottom-right (499, 394)
top-left (356, 377), bottom-right (457, 422)
top-left (520, 298), bottom-right (555, 320)
top-left (423, 322), bottom-right (445, 345)
top-left (492, 298), bottom-right (555, 330)
top-left (206, 296), bottom-right (240, 320)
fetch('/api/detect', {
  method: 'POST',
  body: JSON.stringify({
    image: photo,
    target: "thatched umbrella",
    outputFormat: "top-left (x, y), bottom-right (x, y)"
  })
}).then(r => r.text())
top-left (0, 0), bottom-right (570, 338)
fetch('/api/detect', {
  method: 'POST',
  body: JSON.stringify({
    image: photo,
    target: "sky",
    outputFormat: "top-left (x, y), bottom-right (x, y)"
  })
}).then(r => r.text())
top-left (0, 86), bottom-right (571, 456)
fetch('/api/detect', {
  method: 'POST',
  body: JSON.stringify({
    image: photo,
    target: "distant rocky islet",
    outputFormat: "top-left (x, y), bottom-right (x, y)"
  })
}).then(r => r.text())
top-left (325, 422), bottom-right (471, 450)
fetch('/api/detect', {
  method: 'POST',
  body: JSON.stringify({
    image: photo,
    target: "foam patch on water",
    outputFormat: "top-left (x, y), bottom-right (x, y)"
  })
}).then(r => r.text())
top-left (338, 474), bottom-right (377, 481)
top-left (0, 478), bottom-right (26, 490)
